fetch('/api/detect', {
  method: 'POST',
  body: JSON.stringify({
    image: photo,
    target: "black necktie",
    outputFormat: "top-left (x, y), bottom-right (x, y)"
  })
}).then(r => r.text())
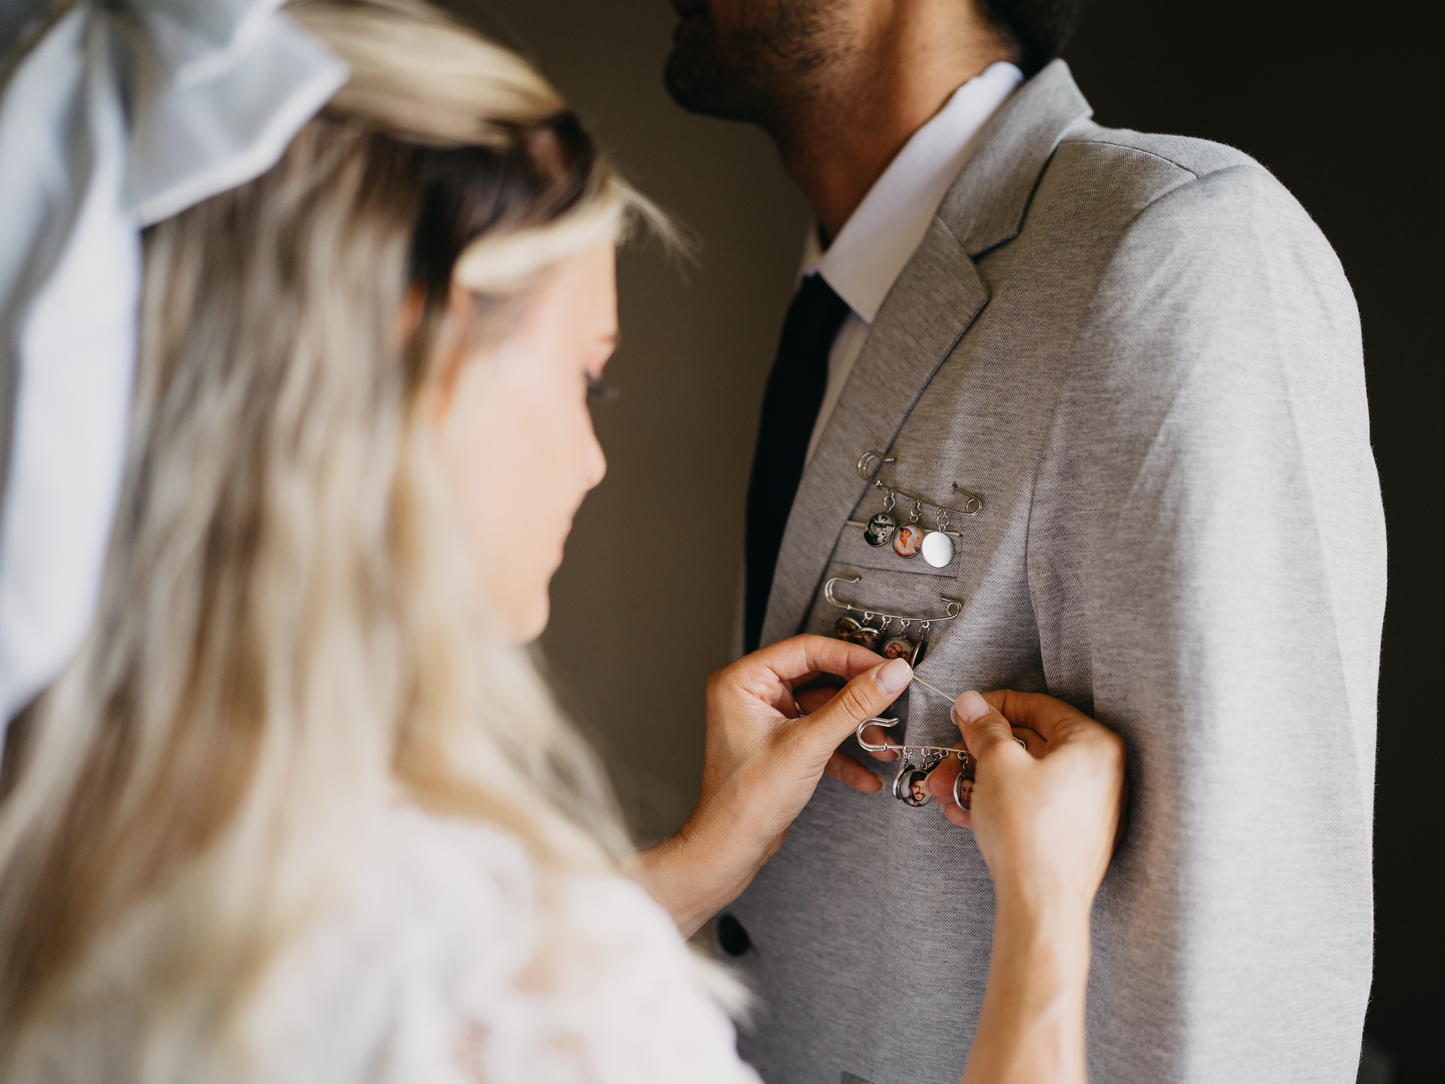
top-left (744, 273), bottom-right (851, 653)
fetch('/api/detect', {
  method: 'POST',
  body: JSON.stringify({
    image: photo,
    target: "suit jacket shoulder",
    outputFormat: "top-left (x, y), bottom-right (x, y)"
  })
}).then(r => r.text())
top-left (1061, 121), bottom-right (1262, 181)
top-left (996, 114), bottom-right (1360, 398)
top-left (1039, 119), bottom-right (1345, 295)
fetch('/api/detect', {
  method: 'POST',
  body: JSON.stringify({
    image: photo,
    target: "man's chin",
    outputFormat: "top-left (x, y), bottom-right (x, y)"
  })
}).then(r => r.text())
top-left (663, 32), bottom-right (711, 112)
top-left (663, 19), bottom-right (757, 120)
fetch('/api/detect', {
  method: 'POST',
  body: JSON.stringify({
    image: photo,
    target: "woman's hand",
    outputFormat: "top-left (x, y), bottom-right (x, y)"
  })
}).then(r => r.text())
top-left (628, 635), bottom-right (911, 936)
top-left (925, 689), bottom-right (1126, 914)
top-left (924, 690), bottom-right (1126, 1084)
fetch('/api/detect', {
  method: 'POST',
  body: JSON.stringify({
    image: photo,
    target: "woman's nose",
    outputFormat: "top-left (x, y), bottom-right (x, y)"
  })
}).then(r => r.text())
top-left (581, 429), bottom-right (607, 490)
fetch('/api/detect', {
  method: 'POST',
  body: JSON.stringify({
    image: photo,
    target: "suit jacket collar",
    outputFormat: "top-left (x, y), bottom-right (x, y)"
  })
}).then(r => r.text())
top-left (941, 59), bottom-right (1093, 256)
top-left (759, 61), bottom-right (1093, 647)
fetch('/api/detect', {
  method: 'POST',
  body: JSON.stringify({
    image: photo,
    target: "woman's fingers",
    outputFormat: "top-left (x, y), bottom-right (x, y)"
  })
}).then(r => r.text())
top-left (982, 691), bottom-right (1126, 802)
top-left (748, 634), bottom-right (886, 687)
top-left (794, 684), bottom-right (839, 716)
top-left (954, 691), bottom-right (1030, 764)
top-left (823, 749), bottom-right (883, 794)
top-left (925, 746), bottom-right (967, 803)
top-left (794, 685), bottom-right (901, 761)
top-left (798, 657), bottom-right (913, 759)
top-left (925, 726), bottom-right (1041, 809)
top-left (943, 801), bottom-right (973, 829)
top-left (1010, 726), bottom-right (1046, 757)
top-left (979, 689), bottom-right (1093, 743)
top-left (939, 690), bottom-right (1128, 912)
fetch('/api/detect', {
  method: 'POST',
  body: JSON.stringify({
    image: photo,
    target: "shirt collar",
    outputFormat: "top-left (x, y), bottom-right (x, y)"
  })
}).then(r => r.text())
top-left (803, 61), bottom-right (1023, 324)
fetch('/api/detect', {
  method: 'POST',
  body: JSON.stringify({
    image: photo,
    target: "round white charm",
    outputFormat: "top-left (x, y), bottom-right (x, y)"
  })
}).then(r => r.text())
top-left (921, 530), bottom-right (954, 568)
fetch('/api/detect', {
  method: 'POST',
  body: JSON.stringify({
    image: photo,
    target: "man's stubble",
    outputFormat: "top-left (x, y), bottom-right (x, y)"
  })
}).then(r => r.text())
top-left (663, 0), bottom-right (858, 136)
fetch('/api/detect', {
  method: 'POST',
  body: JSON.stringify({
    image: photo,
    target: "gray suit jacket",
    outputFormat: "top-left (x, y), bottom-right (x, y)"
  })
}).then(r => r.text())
top-left (728, 61), bottom-right (1384, 1084)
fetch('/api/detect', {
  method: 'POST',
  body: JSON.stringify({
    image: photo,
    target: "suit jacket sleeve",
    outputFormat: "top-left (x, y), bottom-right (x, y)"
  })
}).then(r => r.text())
top-left (1030, 162), bottom-right (1386, 1082)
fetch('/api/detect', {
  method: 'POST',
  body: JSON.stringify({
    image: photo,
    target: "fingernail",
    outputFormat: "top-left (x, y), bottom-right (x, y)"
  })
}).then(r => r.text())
top-left (952, 690), bottom-right (990, 724)
top-left (876, 657), bottom-right (913, 695)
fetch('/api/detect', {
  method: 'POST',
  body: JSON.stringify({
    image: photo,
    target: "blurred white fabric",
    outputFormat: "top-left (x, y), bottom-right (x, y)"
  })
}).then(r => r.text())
top-left (0, 0), bottom-right (345, 731)
top-left (43, 806), bottom-right (761, 1082)
top-left (244, 810), bottom-right (760, 1084)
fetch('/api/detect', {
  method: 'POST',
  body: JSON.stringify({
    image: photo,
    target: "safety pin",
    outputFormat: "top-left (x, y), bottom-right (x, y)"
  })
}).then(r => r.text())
top-left (858, 716), bottom-right (969, 807)
top-left (862, 678), bottom-right (1031, 755)
top-left (856, 716), bottom-right (966, 760)
top-left (823, 575), bottom-right (963, 626)
top-left (859, 695), bottom-right (1028, 811)
top-left (857, 450), bottom-right (983, 517)
top-left (855, 678), bottom-right (963, 756)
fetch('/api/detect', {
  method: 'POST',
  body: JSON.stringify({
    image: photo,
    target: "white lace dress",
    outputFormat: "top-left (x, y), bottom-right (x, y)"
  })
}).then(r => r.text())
top-left (242, 807), bottom-right (760, 1084)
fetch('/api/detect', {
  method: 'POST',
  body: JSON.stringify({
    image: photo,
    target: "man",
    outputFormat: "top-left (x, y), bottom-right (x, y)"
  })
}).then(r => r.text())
top-left (665, 2), bottom-right (1385, 1083)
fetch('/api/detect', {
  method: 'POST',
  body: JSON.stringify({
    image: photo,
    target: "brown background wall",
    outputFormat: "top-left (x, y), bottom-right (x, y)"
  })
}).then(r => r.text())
top-left (444, 0), bottom-right (810, 840)
top-left (446, 1), bottom-right (1436, 1078)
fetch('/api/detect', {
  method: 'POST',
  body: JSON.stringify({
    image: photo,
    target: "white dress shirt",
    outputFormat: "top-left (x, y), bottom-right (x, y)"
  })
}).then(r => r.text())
top-left (802, 60), bottom-right (1023, 461)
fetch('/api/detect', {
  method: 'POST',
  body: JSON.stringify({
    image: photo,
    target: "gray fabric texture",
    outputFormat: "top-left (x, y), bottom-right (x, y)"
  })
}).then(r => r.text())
top-left (726, 61), bottom-right (1384, 1084)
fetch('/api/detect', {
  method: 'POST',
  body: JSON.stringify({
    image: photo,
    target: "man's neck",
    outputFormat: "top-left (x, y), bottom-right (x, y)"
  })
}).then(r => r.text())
top-left (773, 6), bottom-right (1017, 244)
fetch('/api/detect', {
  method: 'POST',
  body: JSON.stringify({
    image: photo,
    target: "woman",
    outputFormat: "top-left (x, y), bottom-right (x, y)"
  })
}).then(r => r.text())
top-left (0, 1), bottom-right (1125, 1081)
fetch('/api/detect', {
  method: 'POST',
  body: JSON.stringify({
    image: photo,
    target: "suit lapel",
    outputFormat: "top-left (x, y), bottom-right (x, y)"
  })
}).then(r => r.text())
top-left (760, 223), bottom-right (985, 646)
top-left (758, 61), bottom-right (1093, 646)
top-left (940, 60), bottom-right (1093, 257)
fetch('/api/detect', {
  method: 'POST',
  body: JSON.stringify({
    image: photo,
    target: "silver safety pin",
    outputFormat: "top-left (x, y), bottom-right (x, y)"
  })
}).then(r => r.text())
top-left (856, 716), bottom-right (966, 759)
top-left (857, 450), bottom-right (983, 517)
top-left (910, 675), bottom-right (956, 702)
top-left (823, 575), bottom-right (964, 626)
top-left (856, 716), bottom-right (966, 807)
top-left (908, 675), bottom-right (1030, 748)
top-left (856, 677), bottom-right (964, 756)
top-left (857, 679), bottom-right (1030, 810)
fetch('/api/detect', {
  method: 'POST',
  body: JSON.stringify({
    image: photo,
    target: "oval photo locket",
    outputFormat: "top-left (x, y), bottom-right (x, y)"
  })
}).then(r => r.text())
top-left (893, 523), bottom-right (923, 559)
top-left (863, 511), bottom-right (897, 547)
top-left (881, 636), bottom-right (917, 663)
top-left (853, 625), bottom-right (883, 651)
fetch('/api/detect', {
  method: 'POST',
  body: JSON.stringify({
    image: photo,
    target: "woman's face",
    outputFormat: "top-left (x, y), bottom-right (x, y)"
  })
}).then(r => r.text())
top-left (434, 244), bottom-right (617, 641)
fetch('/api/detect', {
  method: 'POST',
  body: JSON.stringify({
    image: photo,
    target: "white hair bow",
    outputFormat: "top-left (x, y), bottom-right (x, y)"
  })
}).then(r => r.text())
top-left (0, 0), bottom-right (346, 731)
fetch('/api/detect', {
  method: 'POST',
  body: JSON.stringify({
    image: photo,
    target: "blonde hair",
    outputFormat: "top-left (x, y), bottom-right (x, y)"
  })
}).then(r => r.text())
top-left (0, 0), bottom-right (654, 1074)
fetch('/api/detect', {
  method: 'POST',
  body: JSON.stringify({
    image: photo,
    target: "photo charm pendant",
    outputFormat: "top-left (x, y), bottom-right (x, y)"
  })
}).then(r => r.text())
top-left (863, 511), bottom-right (897, 547)
top-left (851, 450), bottom-right (980, 570)
top-left (853, 624), bottom-right (883, 651)
top-left (857, 716), bottom-right (971, 811)
top-left (882, 636), bottom-right (922, 665)
top-left (895, 766), bottom-right (933, 807)
top-left (891, 745), bottom-right (951, 808)
top-left (952, 762), bottom-right (977, 810)
top-left (892, 522), bottom-right (924, 559)
top-left (824, 576), bottom-right (961, 670)
top-left (835, 614), bottom-right (886, 652)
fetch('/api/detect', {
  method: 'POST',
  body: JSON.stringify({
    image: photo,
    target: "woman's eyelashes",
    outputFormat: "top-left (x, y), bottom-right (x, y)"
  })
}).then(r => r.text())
top-left (586, 373), bottom-right (619, 402)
